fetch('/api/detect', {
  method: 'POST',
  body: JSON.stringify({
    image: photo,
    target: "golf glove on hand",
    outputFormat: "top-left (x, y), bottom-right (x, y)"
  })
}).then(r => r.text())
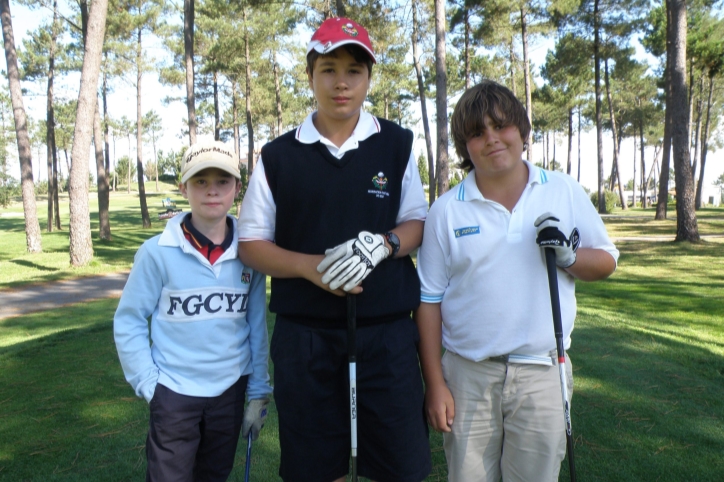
top-left (317, 231), bottom-right (390, 291)
top-left (534, 212), bottom-right (580, 268)
top-left (242, 398), bottom-right (269, 442)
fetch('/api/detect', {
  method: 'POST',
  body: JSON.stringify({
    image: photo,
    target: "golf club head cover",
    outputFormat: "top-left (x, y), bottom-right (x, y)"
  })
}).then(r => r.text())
top-left (242, 398), bottom-right (269, 442)
top-left (534, 212), bottom-right (580, 268)
top-left (317, 231), bottom-right (390, 291)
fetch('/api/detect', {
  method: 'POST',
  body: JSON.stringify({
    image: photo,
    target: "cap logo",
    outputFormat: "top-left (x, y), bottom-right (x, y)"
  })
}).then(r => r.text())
top-left (186, 146), bottom-right (233, 163)
top-left (342, 23), bottom-right (359, 37)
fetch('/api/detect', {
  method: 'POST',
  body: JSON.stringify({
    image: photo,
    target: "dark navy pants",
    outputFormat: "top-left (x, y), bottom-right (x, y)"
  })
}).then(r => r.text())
top-left (146, 375), bottom-right (248, 482)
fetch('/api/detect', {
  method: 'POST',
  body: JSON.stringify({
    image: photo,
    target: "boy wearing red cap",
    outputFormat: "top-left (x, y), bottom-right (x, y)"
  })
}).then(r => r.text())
top-left (238, 17), bottom-right (431, 482)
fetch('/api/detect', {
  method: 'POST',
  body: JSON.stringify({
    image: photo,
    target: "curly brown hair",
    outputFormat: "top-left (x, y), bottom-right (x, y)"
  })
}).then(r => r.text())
top-left (450, 81), bottom-right (531, 172)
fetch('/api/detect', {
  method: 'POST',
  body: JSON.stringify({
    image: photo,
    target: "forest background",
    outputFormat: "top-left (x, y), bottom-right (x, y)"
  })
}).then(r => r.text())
top-left (1, 0), bottom-right (723, 265)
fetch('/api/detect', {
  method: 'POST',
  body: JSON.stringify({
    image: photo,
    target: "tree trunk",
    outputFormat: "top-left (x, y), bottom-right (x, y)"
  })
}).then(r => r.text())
top-left (232, 82), bottom-right (240, 157)
top-left (184, 0), bottom-right (196, 145)
top-left (94, 102), bottom-right (111, 240)
top-left (412, 0), bottom-right (436, 205)
top-left (690, 73), bottom-right (703, 184)
top-left (69, 0), bottom-right (108, 266)
top-left (695, 75), bottom-right (713, 209)
top-left (577, 107), bottom-right (581, 182)
top-left (669, 0), bottom-right (699, 241)
top-left (273, 48), bottom-right (283, 136)
top-left (136, 26), bottom-right (150, 228)
top-left (213, 72), bottom-right (220, 140)
top-left (1, 0), bottom-right (42, 253)
top-left (593, 0), bottom-right (606, 213)
top-left (335, 0), bottom-right (346, 17)
top-left (520, 6), bottom-right (532, 163)
top-left (464, 9), bottom-right (470, 89)
top-left (434, 0), bottom-right (449, 197)
top-left (656, 7), bottom-right (672, 221)
top-left (46, 0), bottom-right (59, 232)
top-left (103, 69), bottom-right (112, 191)
top-left (566, 107), bottom-right (573, 175)
top-left (603, 59), bottom-right (626, 210)
top-left (509, 36), bottom-right (517, 97)
top-left (639, 119), bottom-right (646, 208)
top-left (243, 8), bottom-right (254, 173)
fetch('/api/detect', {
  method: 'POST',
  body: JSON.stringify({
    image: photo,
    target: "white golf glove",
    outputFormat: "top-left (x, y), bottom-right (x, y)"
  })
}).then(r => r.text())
top-left (534, 212), bottom-right (580, 268)
top-left (242, 398), bottom-right (269, 442)
top-left (317, 231), bottom-right (390, 291)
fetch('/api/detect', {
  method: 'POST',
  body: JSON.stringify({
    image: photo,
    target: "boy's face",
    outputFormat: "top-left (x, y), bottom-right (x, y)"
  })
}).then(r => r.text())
top-left (307, 48), bottom-right (370, 124)
top-left (465, 115), bottom-right (525, 178)
top-left (178, 168), bottom-right (240, 225)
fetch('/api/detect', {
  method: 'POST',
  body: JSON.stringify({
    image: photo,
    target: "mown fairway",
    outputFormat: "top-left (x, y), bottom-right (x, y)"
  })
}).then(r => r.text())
top-left (1, 202), bottom-right (723, 480)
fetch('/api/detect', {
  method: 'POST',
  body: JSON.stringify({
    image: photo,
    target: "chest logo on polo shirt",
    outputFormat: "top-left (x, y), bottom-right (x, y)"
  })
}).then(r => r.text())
top-left (368, 171), bottom-right (390, 199)
top-left (454, 226), bottom-right (480, 238)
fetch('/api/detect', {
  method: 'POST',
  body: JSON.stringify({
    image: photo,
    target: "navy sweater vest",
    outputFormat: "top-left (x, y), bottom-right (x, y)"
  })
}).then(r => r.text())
top-left (261, 118), bottom-right (421, 326)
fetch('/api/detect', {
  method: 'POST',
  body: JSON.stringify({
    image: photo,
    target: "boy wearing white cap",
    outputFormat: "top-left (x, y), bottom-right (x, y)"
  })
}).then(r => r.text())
top-left (238, 17), bottom-right (431, 482)
top-left (114, 140), bottom-right (272, 481)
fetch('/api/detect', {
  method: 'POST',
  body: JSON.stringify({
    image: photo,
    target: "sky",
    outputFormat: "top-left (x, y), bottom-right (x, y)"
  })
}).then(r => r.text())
top-left (3, 1), bottom-right (723, 200)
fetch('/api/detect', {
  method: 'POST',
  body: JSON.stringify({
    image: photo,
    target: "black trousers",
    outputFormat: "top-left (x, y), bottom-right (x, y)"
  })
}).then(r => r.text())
top-left (146, 375), bottom-right (249, 482)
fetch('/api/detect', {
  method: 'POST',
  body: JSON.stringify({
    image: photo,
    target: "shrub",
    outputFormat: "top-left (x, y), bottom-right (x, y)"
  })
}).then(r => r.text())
top-left (589, 189), bottom-right (619, 213)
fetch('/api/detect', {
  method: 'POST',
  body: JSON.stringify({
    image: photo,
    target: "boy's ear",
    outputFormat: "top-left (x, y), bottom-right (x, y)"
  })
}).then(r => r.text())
top-left (179, 182), bottom-right (188, 198)
top-left (235, 179), bottom-right (242, 197)
top-left (306, 67), bottom-right (313, 87)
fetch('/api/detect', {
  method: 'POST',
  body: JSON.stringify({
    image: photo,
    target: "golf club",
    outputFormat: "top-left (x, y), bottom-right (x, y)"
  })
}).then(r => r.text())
top-left (244, 431), bottom-right (252, 482)
top-left (347, 293), bottom-right (358, 482)
top-left (544, 248), bottom-right (577, 482)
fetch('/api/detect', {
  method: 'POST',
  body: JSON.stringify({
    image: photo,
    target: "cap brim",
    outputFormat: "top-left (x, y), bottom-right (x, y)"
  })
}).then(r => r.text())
top-left (307, 40), bottom-right (377, 63)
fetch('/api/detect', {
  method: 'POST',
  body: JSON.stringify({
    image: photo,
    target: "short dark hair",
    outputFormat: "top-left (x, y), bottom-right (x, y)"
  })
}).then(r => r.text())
top-left (306, 44), bottom-right (374, 78)
top-left (450, 80), bottom-right (531, 172)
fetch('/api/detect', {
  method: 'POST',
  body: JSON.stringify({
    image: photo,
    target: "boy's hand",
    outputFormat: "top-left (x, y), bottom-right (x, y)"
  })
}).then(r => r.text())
top-left (425, 381), bottom-right (455, 433)
top-left (534, 212), bottom-right (580, 268)
top-left (317, 231), bottom-right (389, 291)
top-left (242, 398), bottom-right (269, 441)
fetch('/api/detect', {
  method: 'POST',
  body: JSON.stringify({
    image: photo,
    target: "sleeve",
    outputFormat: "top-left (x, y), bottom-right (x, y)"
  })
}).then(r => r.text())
top-left (243, 269), bottom-right (272, 400)
top-left (417, 200), bottom-right (450, 303)
top-left (113, 243), bottom-right (163, 403)
top-left (238, 158), bottom-right (276, 242)
top-left (397, 143), bottom-right (428, 224)
top-left (570, 180), bottom-right (620, 265)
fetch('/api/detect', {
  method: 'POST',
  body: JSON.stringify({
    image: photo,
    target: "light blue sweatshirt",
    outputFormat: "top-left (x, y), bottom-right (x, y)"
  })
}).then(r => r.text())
top-left (114, 213), bottom-right (271, 402)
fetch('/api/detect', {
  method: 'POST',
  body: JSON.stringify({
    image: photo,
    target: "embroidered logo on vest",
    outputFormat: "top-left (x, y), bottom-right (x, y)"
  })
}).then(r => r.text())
top-left (369, 172), bottom-right (390, 199)
top-left (241, 269), bottom-right (251, 284)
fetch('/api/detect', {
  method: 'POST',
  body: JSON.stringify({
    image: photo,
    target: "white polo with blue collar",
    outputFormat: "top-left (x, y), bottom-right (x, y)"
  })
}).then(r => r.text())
top-left (417, 161), bottom-right (619, 364)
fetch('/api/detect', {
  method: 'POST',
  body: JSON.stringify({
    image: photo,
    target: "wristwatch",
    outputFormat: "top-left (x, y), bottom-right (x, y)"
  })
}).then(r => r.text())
top-left (384, 231), bottom-right (400, 258)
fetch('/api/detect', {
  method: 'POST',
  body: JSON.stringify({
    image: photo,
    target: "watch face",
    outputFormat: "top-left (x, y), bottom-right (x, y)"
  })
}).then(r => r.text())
top-left (386, 232), bottom-right (400, 256)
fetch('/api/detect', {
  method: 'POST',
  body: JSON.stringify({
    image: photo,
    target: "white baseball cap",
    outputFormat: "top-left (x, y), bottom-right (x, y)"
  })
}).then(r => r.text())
top-left (180, 141), bottom-right (240, 183)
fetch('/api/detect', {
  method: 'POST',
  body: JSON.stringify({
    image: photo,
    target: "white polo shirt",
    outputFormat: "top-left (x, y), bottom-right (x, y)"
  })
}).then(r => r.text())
top-left (417, 161), bottom-right (619, 364)
top-left (238, 111), bottom-right (428, 242)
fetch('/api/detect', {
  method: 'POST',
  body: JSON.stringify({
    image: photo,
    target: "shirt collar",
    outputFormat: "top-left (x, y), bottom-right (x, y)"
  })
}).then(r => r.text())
top-left (181, 214), bottom-right (234, 252)
top-left (457, 160), bottom-right (545, 202)
top-left (295, 110), bottom-right (380, 146)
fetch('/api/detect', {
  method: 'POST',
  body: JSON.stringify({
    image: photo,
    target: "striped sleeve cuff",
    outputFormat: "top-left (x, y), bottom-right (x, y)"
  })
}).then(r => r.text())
top-left (420, 291), bottom-right (444, 303)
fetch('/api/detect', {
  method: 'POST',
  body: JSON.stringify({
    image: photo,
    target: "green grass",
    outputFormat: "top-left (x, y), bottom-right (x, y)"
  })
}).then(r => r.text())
top-left (0, 189), bottom-right (187, 289)
top-left (2, 201), bottom-right (724, 480)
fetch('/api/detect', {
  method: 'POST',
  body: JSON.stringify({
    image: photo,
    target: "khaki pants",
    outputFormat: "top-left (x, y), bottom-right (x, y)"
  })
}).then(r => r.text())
top-left (442, 351), bottom-right (573, 482)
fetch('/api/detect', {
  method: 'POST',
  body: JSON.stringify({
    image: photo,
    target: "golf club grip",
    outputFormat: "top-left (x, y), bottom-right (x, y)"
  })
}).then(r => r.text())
top-left (347, 294), bottom-right (356, 360)
top-left (544, 248), bottom-right (566, 360)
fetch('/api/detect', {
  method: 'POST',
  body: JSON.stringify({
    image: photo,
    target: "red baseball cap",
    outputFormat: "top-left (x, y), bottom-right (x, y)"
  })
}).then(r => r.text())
top-left (307, 17), bottom-right (376, 64)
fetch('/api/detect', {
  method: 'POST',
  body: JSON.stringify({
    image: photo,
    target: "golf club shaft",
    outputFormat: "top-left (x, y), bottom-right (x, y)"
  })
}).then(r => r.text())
top-left (544, 248), bottom-right (577, 482)
top-left (347, 294), bottom-right (358, 482)
top-left (244, 431), bottom-right (252, 482)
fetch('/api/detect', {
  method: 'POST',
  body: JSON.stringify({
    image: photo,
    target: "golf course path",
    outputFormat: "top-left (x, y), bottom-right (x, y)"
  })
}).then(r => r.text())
top-left (0, 271), bottom-right (129, 320)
